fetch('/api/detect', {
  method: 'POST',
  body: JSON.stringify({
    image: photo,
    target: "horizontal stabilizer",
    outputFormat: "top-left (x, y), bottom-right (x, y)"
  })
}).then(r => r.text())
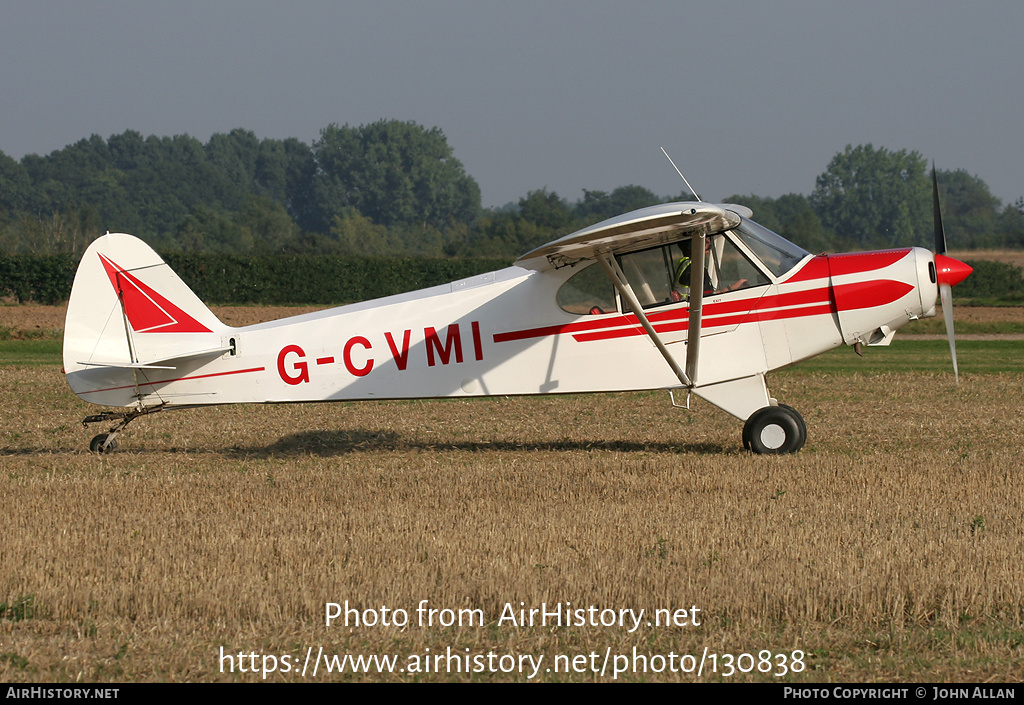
top-left (76, 344), bottom-right (235, 371)
top-left (76, 361), bottom-right (176, 370)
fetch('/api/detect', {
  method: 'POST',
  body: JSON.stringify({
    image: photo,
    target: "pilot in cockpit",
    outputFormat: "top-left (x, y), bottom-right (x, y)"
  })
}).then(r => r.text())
top-left (672, 236), bottom-right (747, 300)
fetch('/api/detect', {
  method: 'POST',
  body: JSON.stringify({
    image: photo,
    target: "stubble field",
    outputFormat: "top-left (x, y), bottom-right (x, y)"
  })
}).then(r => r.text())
top-left (1, 308), bottom-right (1023, 682)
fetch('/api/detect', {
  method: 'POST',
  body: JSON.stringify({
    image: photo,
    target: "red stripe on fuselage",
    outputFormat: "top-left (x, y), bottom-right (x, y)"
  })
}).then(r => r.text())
top-left (784, 249), bottom-right (912, 284)
top-left (571, 303), bottom-right (838, 342)
top-left (827, 249), bottom-right (911, 277)
top-left (495, 286), bottom-right (832, 344)
top-left (492, 313), bottom-right (636, 343)
top-left (784, 256), bottom-right (831, 283)
top-left (495, 276), bottom-right (913, 345)
top-left (833, 280), bottom-right (914, 311)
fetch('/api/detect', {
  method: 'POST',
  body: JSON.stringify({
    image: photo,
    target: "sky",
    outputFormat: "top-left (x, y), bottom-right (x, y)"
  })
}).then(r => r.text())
top-left (1, 1), bottom-right (1021, 209)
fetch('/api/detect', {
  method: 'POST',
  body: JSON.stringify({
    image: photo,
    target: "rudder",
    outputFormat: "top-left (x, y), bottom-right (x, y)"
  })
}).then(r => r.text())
top-left (63, 233), bottom-right (229, 407)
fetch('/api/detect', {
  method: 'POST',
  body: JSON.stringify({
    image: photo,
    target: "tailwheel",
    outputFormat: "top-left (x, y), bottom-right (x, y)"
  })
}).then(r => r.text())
top-left (90, 433), bottom-right (117, 454)
top-left (82, 403), bottom-right (166, 453)
top-left (743, 405), bottom-right (806, 454)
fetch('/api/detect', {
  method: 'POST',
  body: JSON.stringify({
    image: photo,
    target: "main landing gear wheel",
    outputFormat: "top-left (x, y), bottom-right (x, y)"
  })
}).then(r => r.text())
top-left (89, 433), bottom-right (117, 454)
top-left (743, 405), bottom-right (806, 454)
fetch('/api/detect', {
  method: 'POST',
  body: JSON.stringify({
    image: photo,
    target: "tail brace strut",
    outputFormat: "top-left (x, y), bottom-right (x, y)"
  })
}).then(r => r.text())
top-left (82, 403), bottom-right (166, 453)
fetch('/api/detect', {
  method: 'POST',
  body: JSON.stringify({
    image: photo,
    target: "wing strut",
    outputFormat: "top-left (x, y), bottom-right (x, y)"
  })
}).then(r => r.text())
top-left (684, 234), bottom-right (705, 384)
top-left (596, 253), bottom-right (693, 389)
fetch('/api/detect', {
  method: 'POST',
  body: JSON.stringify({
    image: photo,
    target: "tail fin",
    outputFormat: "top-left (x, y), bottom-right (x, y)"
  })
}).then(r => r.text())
top-left (64, 233), bottom-right (230, 406)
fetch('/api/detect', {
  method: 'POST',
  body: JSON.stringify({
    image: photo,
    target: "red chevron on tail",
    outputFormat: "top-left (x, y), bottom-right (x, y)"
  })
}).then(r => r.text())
top-left (98, 253), bottom-right (212, 333)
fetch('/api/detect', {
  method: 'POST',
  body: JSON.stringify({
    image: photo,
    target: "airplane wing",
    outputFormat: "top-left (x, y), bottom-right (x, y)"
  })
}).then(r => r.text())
top-left (515, 201), bottom-right (750, 271)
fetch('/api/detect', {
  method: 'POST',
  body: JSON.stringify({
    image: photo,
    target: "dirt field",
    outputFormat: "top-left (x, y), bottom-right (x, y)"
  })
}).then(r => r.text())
top-left (0, 304), bottom-right (327, 335)
top-left (950, 249), bottom-right (1024, 269)
top-left (1, 361), bottom-right (1023, 682)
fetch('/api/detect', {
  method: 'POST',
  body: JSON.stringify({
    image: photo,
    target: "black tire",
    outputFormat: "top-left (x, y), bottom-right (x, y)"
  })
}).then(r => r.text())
top-left (778, 403), bottom-right (807, 443)
top-left (743, 406), bottom-right (806, 454)
top-left (90, 433), bottom-right (117, 453)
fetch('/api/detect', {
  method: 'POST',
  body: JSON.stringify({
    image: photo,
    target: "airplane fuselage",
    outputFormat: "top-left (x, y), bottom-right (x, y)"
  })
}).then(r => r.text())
top-left (66, 242), bottom-right (939, 421)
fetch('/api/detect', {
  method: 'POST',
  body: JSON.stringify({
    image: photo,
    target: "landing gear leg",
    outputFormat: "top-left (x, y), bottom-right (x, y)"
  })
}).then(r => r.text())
top-left (743, 404), bottom-right (806, 454)
top-left (83, 404), bottom-right (165, 453)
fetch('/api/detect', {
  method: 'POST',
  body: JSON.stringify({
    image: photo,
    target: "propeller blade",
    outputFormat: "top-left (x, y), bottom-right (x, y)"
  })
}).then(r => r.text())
top-left (932, 168), bottom-right (972, 384)
top-left (932, 165), bottom-right (947, 255)
top-left (939, 282), bottom-right (959, 384)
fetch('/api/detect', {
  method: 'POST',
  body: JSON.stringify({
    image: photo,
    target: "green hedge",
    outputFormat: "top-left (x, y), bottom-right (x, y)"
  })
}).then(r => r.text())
top-left (0, 254), bottom-right (78, 305)
top-left (162, 254), bottom-right (511, 305)
top-left (1, 253), bottom-right (1020, 306)
top-left (0, 253), bottom-right (511, 305)
top-left (957, 260), bottom-right (1024, 301)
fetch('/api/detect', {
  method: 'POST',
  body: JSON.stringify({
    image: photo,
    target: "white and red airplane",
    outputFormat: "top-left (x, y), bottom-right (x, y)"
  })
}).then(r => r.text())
top-left (63, 173), bottom-right (972, 454)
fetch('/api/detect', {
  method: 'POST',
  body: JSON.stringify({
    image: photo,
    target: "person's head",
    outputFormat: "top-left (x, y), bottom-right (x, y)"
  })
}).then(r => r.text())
top-left (678, 237), bottom-right (713, 257)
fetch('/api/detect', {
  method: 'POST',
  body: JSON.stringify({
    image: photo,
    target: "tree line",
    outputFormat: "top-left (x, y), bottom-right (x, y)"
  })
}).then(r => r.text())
top-left (1, 124), bottom-right (1022, 260)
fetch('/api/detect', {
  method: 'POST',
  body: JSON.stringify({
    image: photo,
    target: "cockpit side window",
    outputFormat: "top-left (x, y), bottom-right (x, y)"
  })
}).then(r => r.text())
top-left (708, 235), bottom-right (771, 293)
top-left (556, 262), bottom-right (618, 315)
top-left (615, 237), bottom-right (770, 308)
top-left (557, 234), bottom-right (776, 316)
top-left (618, 247), bottom-right (675, 308)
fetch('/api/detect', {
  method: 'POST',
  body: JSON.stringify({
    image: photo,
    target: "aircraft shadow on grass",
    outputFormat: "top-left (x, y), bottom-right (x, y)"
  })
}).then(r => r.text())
top-left (0, 433), bottom-right (724, 457)
top-left (221, 429), bottom-right (728, 458)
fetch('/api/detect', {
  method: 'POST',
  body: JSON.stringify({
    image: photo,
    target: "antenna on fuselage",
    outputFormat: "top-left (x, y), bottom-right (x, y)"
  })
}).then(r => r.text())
top-left (660, 147), bottom-right (702, 202)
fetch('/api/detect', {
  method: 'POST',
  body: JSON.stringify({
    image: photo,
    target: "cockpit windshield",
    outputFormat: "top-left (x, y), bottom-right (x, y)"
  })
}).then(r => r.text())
top-left (731, 218), bottom-right (810, 278)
